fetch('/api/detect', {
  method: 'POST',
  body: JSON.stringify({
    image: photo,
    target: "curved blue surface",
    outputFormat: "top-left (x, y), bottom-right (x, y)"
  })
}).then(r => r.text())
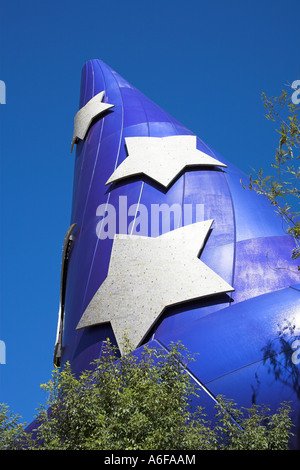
top-left (58, 59), bottom-right (300, 448)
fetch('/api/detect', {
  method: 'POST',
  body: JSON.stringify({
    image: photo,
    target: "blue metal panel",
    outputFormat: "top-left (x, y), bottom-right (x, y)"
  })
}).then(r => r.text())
top-left (232, 235), bottom-right (300, 303)
top-left (155, 286), bottom-right (300, 385)
top-left (183, 169), bottom-right (235, 247)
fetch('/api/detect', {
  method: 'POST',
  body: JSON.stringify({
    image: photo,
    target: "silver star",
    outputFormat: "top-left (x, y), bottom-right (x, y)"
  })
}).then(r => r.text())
top-left (76, 220), bottom-right (234, 355)
top-left (71, 91), bottom-right (114, 152)
top-left (106, 135), bottom-right (226, 188)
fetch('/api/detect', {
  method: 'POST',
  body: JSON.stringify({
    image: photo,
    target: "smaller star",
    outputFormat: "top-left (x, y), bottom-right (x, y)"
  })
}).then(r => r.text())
top-left (71, 91), bottom-right (114, 153)
top-left (106, 135), bottom-right (226, 188)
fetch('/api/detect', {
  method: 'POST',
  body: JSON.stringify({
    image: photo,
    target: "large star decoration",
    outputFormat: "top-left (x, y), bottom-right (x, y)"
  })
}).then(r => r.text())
top-left (106, 135), bottom-right (227, 188)
top-left (71, 91), bottom-right (114, 153)
top-left (76, 220), bottom-right (234, 355)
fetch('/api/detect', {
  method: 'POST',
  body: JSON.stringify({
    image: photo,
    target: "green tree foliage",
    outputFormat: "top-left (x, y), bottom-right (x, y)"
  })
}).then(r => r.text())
top-left (242, 88), bottom-right (300, 263)
top-left (0, 340), bottom-right (294, 450)
top-left (0, 404), bottom-right (33, 450)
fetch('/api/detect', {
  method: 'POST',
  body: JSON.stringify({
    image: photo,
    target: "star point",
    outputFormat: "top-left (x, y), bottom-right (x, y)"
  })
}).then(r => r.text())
top-left (71, 91), bottom-right (114, 153)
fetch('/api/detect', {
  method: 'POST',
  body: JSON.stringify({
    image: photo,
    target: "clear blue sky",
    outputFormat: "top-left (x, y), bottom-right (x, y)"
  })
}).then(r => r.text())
top-left (0, 0), bottom-right (299, 425)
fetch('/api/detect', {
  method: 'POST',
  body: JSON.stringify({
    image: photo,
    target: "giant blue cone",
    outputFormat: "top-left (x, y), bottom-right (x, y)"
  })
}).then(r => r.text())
top-left (54, 59), bottom-right (300, 448)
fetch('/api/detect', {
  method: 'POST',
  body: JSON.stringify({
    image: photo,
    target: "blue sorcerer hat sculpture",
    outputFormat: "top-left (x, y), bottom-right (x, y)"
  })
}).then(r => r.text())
top-left (53, 60), bottom-right (300, 448)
